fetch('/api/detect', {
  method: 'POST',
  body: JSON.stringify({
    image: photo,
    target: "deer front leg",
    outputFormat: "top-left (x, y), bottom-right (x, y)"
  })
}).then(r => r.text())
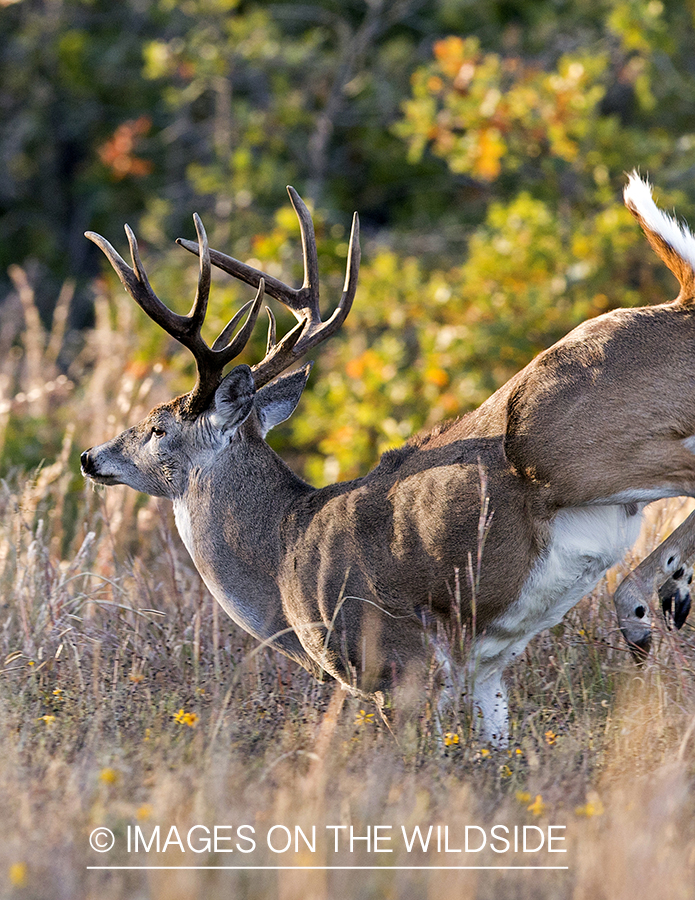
top-left (432, 643), bottom-right (510, 748)
top-left (472, 670), bottom-right (509, 748)
top-left (614, 509), bottom-right (695, 658)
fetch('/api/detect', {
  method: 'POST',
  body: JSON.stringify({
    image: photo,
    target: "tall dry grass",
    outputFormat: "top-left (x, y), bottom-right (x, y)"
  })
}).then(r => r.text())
top-left (0, 274), bottom-right (694, 900)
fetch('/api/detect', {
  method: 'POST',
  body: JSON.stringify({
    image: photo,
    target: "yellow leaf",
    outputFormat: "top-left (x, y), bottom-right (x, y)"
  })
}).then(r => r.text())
top-left (473, 128), bottom-right (505, 181)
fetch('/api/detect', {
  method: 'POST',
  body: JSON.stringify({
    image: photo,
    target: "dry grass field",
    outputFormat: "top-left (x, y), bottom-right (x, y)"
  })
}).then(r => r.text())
top-left (1, 279), bottom-right (694, 900)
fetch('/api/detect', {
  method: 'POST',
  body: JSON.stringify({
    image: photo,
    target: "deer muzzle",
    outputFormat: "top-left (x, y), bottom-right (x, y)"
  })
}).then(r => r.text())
top-left (81, 448), bottom-right (120, 485)
top-left (614, 575), bottom-right (653, 663)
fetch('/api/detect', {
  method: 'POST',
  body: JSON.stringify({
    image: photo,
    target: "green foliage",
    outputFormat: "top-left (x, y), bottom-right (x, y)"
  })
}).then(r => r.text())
top-left (3, 0), bottom-right (695, 481)
top-left (396, 36), bottom-right (608, 182)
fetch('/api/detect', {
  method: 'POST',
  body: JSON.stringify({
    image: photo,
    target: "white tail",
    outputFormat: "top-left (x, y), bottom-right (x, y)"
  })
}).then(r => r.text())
top-left (81, 175), bottom-right (694, 745)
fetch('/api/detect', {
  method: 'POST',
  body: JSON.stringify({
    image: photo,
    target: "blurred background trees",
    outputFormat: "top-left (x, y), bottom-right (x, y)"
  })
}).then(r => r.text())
top-left (2, 0), bottom-right (695, 482)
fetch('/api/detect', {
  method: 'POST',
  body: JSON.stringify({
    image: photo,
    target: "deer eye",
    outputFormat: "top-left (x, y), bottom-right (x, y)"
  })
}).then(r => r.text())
top-left (151, 426), bottom-right (166, 438)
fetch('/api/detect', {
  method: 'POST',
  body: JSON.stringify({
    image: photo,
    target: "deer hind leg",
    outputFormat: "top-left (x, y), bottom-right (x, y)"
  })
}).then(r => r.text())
top-left (659, 562), bottom-right (693, 631)
top-left (431, 641), bottom-right (460, 744)
top-left (614, 509), bottom-right (695, 656)
top-left (431, 635), bottom-right (512, 748)
top-left (466, 632), bottom-right (535, 748)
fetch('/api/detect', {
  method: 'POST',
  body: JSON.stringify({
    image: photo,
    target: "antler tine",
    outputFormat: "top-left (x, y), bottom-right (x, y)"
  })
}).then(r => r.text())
top-left (265, 306), bottom-right (277, 355)
top-left (211, 278), bottom-right (265, 365)
top-left (318, 210), bottom-right (360, 337)
top-left (283, 210), bottom-right (361, 355)
top-left (211, 297), bottom-right (256, 352)
top-left (286, 186), bottom-right (321, 325)
top-left (84, 230), bottom-right (132, 285)
top-left (250, 210), bottom-right (360, 389)
top-left (85, 228), bottom-right (183, 339)
top-left (188, 213), bottom-right (211, 331)
top-left (123, 225), bottom-right (193, 337)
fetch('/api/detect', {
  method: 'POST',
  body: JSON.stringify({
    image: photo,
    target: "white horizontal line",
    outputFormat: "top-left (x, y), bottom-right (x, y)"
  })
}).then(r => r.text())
top-left (87, 865), bottom-right (569, 871)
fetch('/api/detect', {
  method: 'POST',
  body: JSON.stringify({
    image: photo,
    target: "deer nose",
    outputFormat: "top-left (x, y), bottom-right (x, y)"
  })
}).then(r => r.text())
top-left (81, 449), bottom-right (95, 476)
top-left (626, 629), bottom-right (652, 665)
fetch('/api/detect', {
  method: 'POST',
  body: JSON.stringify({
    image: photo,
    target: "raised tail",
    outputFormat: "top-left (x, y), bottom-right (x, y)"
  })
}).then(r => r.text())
top-left (623, 171), bottom-right (695, 302)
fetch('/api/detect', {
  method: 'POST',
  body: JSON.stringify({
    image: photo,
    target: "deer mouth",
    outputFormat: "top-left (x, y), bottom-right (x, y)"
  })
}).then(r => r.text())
top-left (80, 449), bottom-right (122, 485)
top-left (84, 472), bottom-right (122, 486)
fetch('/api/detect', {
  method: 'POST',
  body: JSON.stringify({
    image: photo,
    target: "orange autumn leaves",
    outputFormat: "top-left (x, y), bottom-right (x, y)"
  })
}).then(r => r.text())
top-left (397, 36), bottom-right (605, 182)
top-left (98, 116), bottom-right (153, 180)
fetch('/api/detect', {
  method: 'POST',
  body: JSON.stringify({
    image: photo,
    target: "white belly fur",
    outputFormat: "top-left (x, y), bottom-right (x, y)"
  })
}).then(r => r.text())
top-left (477, 503), bottom-right (644, 665)
top-left (468, 503), bottom-right (644, 743)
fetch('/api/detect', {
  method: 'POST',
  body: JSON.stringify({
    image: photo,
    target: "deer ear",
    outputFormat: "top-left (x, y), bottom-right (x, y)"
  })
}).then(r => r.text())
top-left (211, 365), bottom-right (256, 433)
top-left (254, 363), bottom-right (313, 437)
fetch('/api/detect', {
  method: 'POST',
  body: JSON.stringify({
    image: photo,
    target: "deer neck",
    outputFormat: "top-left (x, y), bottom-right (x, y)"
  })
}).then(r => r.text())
top-left (172, 433), bottom-right (312, 653)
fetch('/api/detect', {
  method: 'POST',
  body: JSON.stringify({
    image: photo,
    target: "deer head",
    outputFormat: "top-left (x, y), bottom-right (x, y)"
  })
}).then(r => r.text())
top-left (80, 188), bottom-right (360, 499)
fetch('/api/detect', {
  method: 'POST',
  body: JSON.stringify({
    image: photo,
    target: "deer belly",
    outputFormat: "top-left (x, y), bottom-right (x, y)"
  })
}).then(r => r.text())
top-left (475, 503), bottom-right (644, 668)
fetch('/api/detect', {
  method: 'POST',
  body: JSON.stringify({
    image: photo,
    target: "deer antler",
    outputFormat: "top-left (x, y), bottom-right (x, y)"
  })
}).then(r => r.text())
top-left (85, 215), bottom-right (265, 413)
top-left (177, 186), bottom-right (361, 389)
top-left (86, 188), bottom-right (359, 406)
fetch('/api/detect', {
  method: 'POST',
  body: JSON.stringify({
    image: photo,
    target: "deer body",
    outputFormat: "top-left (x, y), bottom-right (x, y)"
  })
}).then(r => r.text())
top-left (82, 175), bottom-right (695, 744)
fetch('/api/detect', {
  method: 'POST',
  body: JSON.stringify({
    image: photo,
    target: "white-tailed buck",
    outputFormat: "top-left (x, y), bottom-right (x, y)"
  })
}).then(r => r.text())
top-left (81, 174), bottom-right (694, 745)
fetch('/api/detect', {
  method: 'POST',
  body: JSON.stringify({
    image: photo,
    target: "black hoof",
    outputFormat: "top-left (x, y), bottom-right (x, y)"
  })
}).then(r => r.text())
top-left (659, 566), bottom-right (692, 631)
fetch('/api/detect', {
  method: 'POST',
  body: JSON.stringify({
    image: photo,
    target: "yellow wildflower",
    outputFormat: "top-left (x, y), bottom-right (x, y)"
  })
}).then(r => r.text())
top-left (515, 791), bottom-right (531, 804)
top-left (575, 792), bottom-right (604, 817)
top-left (527, 794), bottom-right (546, 816)
top-left (500, 764), bottom-right (513, 777)
top-left (174, 709), bottom-right (198, 727)
top-left (545, 730), bottom-right (557, 745)
top-left (354, 709), bottom-right (375, 727)
top-left (9, 862), bottom-right (27, 887)
top-left (136, 804), bottom-right (153, 821)
top-left (443, 732), bottom-right (459, 746)
top-left (99, 767), bottom-right (119, 785)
